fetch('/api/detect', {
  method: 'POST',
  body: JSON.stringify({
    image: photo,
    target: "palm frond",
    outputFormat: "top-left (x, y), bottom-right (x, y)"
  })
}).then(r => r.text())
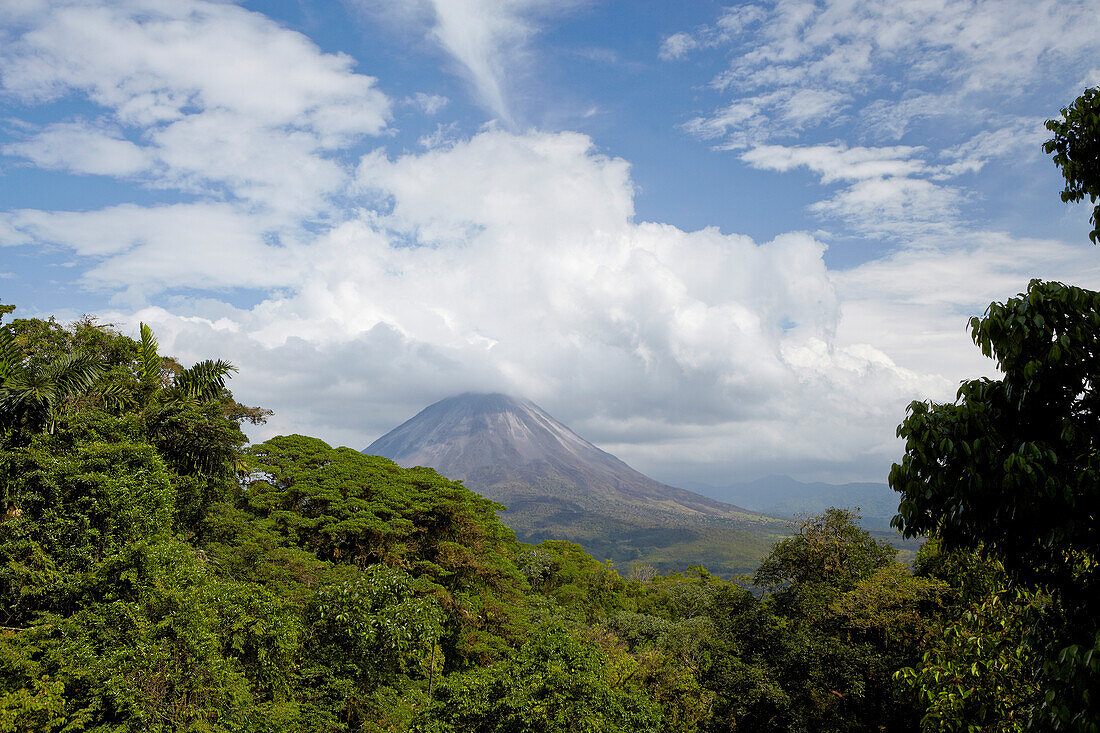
top-left (174, 359), bottom-right (237, 402)
top-left (98, 381), bottom-right (135, 411)
top-left (44, 353), bottom-right (105, 398)
top-left (138, 322), bottom-right (162, 392)
top-left (0, 369), bottom-right (56, 429)
top-left (0, 327), bottom-right (22, 382)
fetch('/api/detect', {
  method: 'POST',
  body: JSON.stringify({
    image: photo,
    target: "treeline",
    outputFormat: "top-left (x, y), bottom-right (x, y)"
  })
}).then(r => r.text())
top-left (0, 308), bottom-right (1076, 732)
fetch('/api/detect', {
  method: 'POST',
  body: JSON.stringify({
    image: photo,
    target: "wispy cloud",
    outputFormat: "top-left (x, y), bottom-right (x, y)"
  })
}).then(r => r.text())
top-left (425, 0), bottom-right (531, 125)
top-left (659, 6), bottom-right (765, 61)
top-left (737, 121), bottom-right (1050, 238)
top-left (667, 0), bottom-right (1099, 240)
top-left (741, 144), bottom-right (926, 183)
top-left (3, 119), bottom-right (152, 176)
top-left (739, 143), bottom-right (957, 236)
top-left (352, 0), bottom-right (590, 125)
top-left (407, 92), bottom-right (449, 115)
top-left (673, 0), bottom-right (1100, 148)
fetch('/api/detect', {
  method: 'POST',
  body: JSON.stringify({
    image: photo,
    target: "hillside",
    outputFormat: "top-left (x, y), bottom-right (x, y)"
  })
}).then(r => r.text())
top-left (696, 475), bottom-right (901, 528)
top-left (365, 393), bottom-right (784, 574)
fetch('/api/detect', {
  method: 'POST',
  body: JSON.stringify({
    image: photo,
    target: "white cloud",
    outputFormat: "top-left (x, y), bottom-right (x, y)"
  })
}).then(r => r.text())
top-left (834, 233), bottom-right (1100, 381)
top-left (736, 123), bottom-right (1049, 237)
top-left (937, 119), bottom-right (1047, 177)
top-left (684, 99), bottom-right (767, 143)
top-left (658, 5), bottom-right (765, 62)
top-left (860, 93), bottom-right (959, 142)
top-left (2, 119), bottom-right (152, 176)
top-left (32, 127), bottom-right (990, 484)
top-left (778, 87), bottom-right (848, 126)
top-left (425, 0), bottom-right (532, 124)
top-left (5, 0), bottom-right (1099, 489)
top-left (676, 0), bottom-right (1100, 147)
top-left (659, 32), bottom-right (696, 61)
top-left (739, 143), bottom-right (960, 237)
top-left (741, 144), bottom-right (926, 183)
top-left (352, 0), bottom-right (590, 125)
top-left (1, 0), bottom-right (391, 214)
top-left (0, 203), bottom-right (303, 301)
top-left (810, 177), bottom-right (962, 238)
top-left (408, 92), bottom-right (449, 115)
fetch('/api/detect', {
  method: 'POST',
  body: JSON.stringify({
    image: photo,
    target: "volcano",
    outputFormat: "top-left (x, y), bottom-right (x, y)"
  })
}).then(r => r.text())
top-left (365, 393), bottom-right (780, 574)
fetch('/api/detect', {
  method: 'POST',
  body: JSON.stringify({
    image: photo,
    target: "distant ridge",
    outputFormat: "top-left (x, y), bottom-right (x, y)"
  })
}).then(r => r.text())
top-left (694, 475), bottom-right (902, 529)
top-left (365, 393), bottom-right (780, 574)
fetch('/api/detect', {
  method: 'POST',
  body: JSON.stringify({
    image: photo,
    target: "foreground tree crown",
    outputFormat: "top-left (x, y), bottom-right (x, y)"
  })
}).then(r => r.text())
top-left (890, 85), bottom-right (1100, 733)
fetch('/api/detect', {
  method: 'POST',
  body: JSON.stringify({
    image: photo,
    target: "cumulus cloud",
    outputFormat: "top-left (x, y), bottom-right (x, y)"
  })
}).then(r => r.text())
top-left (0, 0), bottom-right (391, 215)
top-left (5, 111), bottom-right (965, 482)
top-left (834, 233), bottom-right (1100, 381)
top-left (39, 125), bottom-right (1070, 485)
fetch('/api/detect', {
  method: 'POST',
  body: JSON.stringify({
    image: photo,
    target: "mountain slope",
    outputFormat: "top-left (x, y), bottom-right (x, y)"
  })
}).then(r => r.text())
top-left (689, 475), bottom-right (920, 561)
top-left (365, 393), bottom-right (782, 574)
top-left (696, 475), bottom-right (902, 527)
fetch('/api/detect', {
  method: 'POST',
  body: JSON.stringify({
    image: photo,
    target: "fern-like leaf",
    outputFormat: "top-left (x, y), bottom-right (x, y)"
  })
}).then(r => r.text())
top-left (175, 359), bottom-right (237, 402)
top-left (138, 322), bottom-right (162, 393)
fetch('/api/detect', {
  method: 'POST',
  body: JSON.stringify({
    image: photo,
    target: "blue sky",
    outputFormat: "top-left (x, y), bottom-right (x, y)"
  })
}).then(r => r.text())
top-left (2, 0), bottom-right (1099, 493)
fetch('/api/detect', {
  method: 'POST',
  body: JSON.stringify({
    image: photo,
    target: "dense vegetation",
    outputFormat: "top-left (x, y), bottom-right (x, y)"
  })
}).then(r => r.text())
top-left (0, 87), bottom-right (1097, 731)
top-left (0, 309), bottom-right (1062, 732)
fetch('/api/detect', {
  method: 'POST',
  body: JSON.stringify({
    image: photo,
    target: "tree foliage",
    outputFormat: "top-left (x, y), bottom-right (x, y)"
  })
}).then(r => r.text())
top-left (1044, 86), bottom-right (1100, 243)
top-left (890, 279), bottom-right (1100, 732)
top-left (0, 327), bottom-right (106, 434)
top-left (892, 280), bottom-right (1100, 594)
top-left (415, 623), bottom-right (662, 733)
top-left (886, 85), bottom-right (1100, 732)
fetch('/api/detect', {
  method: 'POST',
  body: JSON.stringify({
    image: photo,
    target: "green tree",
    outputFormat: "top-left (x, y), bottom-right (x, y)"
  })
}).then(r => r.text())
top-left (131, 322), bottom-right (237, 410)
top-left (754, 507), bottom-right (897, 618)
top-left (891, 279), bottom-right (1100, 731)
top-left (891, 91), bottom-right (1100, 729)
top-left (0, 328), bottom-right (106, 434)
top-left (896, 541), bottom-right (1049, 732)
top-left (235, 435), bottom-right (527, 666)
top-left (0, 416), bottom-right (307, 732)
top-left (302, 566), bottom-right (442, 730)
top-left (414, 623), bottom-right (662, 733)
top-left (1044, 87), bottom-right (1100, 243)
top-left (695, 510), bottom-right (933, 733)
top-left (891, 280), bottom-right (1100, 594)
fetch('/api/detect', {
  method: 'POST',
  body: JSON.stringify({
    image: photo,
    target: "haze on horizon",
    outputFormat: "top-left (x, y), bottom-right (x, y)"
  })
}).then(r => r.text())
top-left (2, 0), bottom-right (1100, 491)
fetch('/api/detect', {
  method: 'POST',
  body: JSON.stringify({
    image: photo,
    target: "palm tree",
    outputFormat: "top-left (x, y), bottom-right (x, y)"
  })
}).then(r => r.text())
top-left (0, 321), bottom-right (237, 437)
top-left (134, 322), bottom-right (237, 409)
top-left (0, 327), bottom-right (105, 433)
top-left (131, 323), bottom-right (244, 480)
